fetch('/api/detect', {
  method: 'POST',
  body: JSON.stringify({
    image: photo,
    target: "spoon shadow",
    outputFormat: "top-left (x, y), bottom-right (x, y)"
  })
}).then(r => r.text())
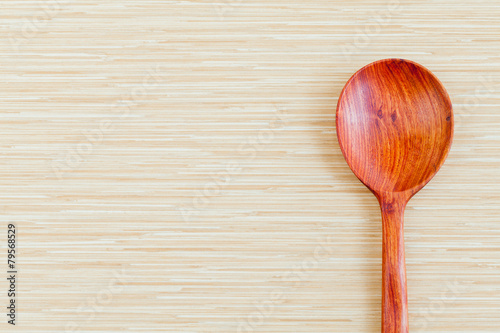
top-left (316, 97), bottom-right (382, 331)
top-left (330, 127), bottom-right (383, 332)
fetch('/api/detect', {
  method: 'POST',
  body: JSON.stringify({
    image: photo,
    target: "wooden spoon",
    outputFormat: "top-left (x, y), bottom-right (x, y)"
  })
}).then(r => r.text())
top-left (336, 59), bottom-right (453, 332)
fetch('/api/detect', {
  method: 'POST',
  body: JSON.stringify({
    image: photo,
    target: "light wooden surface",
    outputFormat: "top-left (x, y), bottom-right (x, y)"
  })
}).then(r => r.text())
top-left (1, 1), bottom-right (500, 332)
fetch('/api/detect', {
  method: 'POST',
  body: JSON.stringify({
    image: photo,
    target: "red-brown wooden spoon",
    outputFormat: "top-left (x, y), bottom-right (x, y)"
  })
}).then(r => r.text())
top-left (336, 59), bottom-right (453, 332)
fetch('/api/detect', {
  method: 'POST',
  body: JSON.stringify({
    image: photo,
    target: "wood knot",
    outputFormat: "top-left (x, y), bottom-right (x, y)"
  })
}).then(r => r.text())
top-left (391, 112), bottom-right (397, 122)
top-left (446, 115), bottom-right (451, 122)
top-left (377, 109), bottom-right (383, 119)
top-left (383, 202), bottom-right (395, 213)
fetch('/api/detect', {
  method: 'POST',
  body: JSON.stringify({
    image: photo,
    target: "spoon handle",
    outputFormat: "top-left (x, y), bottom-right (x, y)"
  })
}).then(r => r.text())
top-left (380, 196), bottom-right (409, 333)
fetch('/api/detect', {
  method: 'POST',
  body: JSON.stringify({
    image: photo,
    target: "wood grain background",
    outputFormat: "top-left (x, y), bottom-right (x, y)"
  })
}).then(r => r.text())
top-left (1, 0), bottom-right (499, 332)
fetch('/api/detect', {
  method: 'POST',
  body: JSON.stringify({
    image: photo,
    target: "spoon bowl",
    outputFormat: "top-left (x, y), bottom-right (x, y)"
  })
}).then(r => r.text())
top-left (336, 59), bottom-right (453, 332)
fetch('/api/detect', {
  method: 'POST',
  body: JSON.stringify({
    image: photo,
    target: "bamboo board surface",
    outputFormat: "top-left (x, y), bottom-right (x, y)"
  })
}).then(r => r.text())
top-left (1, 1), bottom-right (500, 332)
